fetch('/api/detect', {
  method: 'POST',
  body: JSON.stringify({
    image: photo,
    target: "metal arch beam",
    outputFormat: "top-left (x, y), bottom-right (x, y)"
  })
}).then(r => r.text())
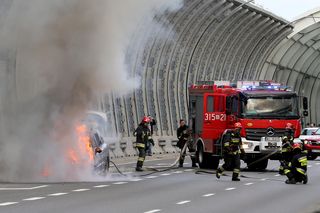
top-left (171, 0), bottom-right (223, 135)
top-left (195, 8), bottom-right (252, 80)
top-left (176, 0), bottom-right (230, 129)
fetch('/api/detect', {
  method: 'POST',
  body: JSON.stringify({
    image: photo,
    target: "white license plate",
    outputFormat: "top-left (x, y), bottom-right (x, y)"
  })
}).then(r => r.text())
top-left (312, 150), bottom-right (320, 153)
top-left (266, 137), bottom-right (279, 142)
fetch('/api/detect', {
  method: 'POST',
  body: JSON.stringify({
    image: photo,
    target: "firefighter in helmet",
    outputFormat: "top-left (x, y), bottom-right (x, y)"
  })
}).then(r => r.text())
top-left (216, 122), bottom-right (245, 181)
top-left (284, 143), bottom-right (308, 184)
top-left (279, 123), bottom-right (295, 175)
top-left (134, 116), bottom-right (152, 172)
top-left (176, 119), bottom-right (197, 167)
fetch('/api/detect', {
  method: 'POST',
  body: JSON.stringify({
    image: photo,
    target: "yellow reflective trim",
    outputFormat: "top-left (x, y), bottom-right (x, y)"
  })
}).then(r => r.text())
top-left (233, 169), bottom-right (240, 173)
top-left (224, 142), bottom-right (230, 147)
top-left (138, 157), bottom-right (145, 162)
top-left (296, 168), bottom-right (306, 175)
top-left (136, 143), bottom-right (145, 148)
top-left (284, 169), bottom-right (290, 174)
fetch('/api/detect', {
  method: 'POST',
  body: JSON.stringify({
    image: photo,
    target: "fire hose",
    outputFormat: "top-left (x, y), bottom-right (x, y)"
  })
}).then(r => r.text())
top-left (109, 141), bottom-right (188, 177)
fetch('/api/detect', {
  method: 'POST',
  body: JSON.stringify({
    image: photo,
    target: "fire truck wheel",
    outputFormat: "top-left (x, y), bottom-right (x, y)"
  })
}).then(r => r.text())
top-left (196, 143), bottom-right (219, 169)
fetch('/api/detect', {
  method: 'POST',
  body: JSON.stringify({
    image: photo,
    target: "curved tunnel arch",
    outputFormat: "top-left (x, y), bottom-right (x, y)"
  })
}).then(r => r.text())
top-left (108, 0), bottom-right (294, 140)
top-left (91, 0), bottom-right (318, 144)
top-left (260, 8), bottom-right (320, 125)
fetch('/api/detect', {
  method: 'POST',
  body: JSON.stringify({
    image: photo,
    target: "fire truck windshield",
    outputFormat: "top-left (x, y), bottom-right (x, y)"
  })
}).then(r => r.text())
top-left (241, 96), bottom-right (299, 119)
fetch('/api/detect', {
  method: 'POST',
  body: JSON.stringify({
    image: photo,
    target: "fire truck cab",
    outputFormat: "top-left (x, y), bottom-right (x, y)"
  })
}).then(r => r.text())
top-left (189, 81), bottom-right (304, 170)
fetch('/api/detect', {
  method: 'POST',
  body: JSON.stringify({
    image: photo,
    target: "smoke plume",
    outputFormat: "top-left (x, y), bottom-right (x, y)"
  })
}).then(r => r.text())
top-left (0, 0), bottom-right (182, 182)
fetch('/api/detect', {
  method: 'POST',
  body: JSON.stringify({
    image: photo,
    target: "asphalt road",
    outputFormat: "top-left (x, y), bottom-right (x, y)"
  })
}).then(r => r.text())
top-left (1, 156), bottom-right (320, 213)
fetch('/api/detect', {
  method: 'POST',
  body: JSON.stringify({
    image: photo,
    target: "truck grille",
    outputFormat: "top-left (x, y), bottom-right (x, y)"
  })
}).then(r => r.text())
top-left (246, 128), bottom-right (288, 141)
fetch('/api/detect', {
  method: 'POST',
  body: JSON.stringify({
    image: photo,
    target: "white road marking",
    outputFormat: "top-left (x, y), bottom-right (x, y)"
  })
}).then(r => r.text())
top-left (176, 200), bottom-right (191, 205)
top-left (184, 169), bottom-right (194, 172)
top-left (160, 173), bottom-right (171, 176)
top-left (23, 197), bottom-right (45, 201)
top-left (145, 176), bottom-right (158, 179)
top-left (48, 192), bottom-right (68, 196)
top-left (94, 185), bottom-right (109, 188)
top-left (131, 178), bottom-right (143, 182)
top-left (202, 193), bottom-right (215, 197)
top-left (72, 189), bottom-right (90, 192)
top-left (113, 182), bottom-right (128, 185)
top-left (0, 202), bottom-right (18, 206)
top-left (173, 171), bottom-right (183, 174)
top-left (274, 174), bottom-right (281, 177)
top-left (244, 183), bottom-right (254, 186)
top-left (225, 188), bottom-right (236, 191)
top-left (0, 185), bottom-right (48, 191)
top-left (144, 209), bottom-right (162, 213)
top-left (261, 178), bottom-right (267, 181)
top-left (316, 162), bottom-right (320, 165)
top-left (307, 165), bottom-right (312, 168)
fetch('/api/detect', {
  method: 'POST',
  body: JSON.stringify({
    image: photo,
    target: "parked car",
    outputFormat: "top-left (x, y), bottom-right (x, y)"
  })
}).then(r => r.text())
top-left (302, 128), bottom-right (320, 160)
top-left (299, 127), bottom-right (319, 142)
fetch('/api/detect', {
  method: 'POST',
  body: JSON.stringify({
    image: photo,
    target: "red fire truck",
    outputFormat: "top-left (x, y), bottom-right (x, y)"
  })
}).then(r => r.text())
top-left (189, 81), bottom-right (308, 170)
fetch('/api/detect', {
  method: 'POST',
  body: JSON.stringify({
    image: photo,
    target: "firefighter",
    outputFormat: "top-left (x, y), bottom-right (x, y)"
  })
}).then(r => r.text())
top-left (176, 119), bottom-right (197, 167)
top-left (216, 122), bottom-right (245, 181)
top-left (145, 115), bottom-right (156, 156)
top-left (284, 143), bottom-right (308, 184)
top-left (279, 123), bottom-right (295, 175)
top-left (134, 116), bottom-right (152, 172)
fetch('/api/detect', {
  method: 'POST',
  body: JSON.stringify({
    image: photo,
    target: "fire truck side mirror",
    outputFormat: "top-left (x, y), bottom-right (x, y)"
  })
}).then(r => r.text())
top-left (303, 97), bottom-right (308, 110)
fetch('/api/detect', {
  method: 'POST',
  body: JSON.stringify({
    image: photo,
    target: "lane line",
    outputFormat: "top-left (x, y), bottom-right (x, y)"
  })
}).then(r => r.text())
top-left (131, 179), bottom-right (143, 182)
top-left (202, 193), bottom-right (215, 197)
top-left (113, 182), bottom-right (128, 185)
top-left (274, 174), bottom-right (281, 177)
top-left (173, 171), bottom-right (183, 174)
top-left (316, 163), bottom-right (320, 165)
top-left (94, 185), bottom-right (109, 188)
top-left (307, 165), bottom-right (312, 168)
top-left (48, 192), bottom-right (68, 196)
top-left (261, 178), bottom-right (267, 181)
top-left (184, 169), bottom-right (194, 172)
top-left (23, 197), bottom-right (45, 201)
top-left (144, 209), bottom-right (162, 213)
top-left (244, 183), bottom-right (254, 186)
top-left (0, 185), bottom-right (48, 191)
top-left (0, 202), bottom-right (18, 206)
top-left (72, 189), bottom-right (90, 192)
top-left (225, 188), bottom-right (236, 191)
top-left (176, 200), bottom-right (191, 205)
top-left (145, 176), bottom-right (158, 179)
top-left (160, 173), bottom-right (171, 176)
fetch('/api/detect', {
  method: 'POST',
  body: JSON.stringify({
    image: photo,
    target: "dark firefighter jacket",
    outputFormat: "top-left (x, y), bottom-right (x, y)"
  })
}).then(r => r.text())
top-left (222, 130), bottom-right (243, 155)
top-left (134, 124), bottom-right (151, 147)
top-left (281, 130), bottom-right (294, 153)
top-left (289, 152), bottom-right (308, 175)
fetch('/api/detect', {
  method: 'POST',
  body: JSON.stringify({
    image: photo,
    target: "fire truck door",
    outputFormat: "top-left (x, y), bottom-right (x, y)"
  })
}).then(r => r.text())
top-left (203, 94), bottom-right (227, 153)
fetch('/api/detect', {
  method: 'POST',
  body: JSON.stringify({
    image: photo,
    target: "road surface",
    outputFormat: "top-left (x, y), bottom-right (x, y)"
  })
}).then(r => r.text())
top-left (0, 157), bottom-right (320, 213)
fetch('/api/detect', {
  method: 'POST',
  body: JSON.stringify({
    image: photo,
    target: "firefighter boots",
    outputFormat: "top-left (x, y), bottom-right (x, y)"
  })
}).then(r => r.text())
top-left (135, 167), bottom-right (143, 172)
top-left (216, 168), bottom-right (222, 179)
top-left (303, 175), bottom-right (308, 184)
top-left (232, 173), bottom-right (240, 181)
top-left (285, 178), bottom-right (296, 184)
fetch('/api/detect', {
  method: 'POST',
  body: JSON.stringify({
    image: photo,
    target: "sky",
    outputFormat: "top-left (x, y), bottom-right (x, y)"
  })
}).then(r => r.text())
top-left (254, 0), bottom-right (320, 21)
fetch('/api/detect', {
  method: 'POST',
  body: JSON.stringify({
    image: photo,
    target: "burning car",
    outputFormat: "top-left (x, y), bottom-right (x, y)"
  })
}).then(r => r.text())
top-left (81, 111), bottom-right (110, 175)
